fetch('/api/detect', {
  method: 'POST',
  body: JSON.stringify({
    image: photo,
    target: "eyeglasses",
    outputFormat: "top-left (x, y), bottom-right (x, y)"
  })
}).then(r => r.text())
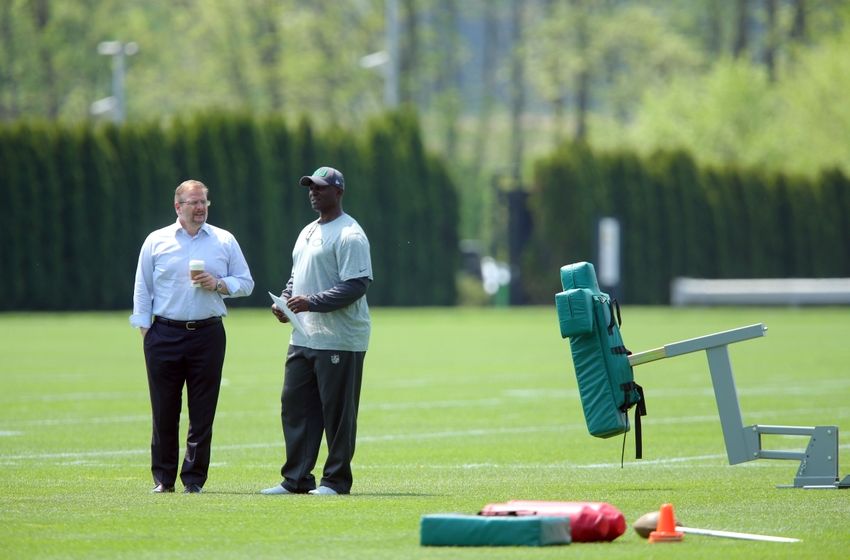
top-left (178, 199), bottom-right (211, 208)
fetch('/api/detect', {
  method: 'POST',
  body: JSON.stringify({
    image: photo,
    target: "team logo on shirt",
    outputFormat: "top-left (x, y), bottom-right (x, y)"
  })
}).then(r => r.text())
top-left (331, 354), bottom-right (340, 365)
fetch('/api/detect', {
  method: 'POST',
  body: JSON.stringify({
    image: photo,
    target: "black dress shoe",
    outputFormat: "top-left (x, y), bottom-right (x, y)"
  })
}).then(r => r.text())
top-left (183, 483), bottom-right (203, 494)
top-left (152, 483), bottom-right (175, 493)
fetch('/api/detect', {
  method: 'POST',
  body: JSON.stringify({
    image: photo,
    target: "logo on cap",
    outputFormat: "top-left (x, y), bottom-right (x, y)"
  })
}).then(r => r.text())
top-left (300, 166), bottom-right (345, 189)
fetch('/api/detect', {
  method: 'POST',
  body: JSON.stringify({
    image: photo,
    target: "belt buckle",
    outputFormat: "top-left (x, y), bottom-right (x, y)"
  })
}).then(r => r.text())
top-left (186, 321), bottom-right (197, 331)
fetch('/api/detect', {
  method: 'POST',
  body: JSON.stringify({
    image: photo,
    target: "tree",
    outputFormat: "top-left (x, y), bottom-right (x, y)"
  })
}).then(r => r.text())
top-left (0, 1), bottom-right (19, 119)
top-left (791, 0), bottom-right (807, 41)
top-left (432, 0), bottom-right (462, 158)
top-left (764, 0), bottom-right (779, 81)
top-left (250, 0), bottom-right (285, 111)
top-left (3, 0), bottom-right (850, 251)
top-left (31, 0), bottom-right (60, 117)
top-left (398, 0), bottom-right (420, 106)
top-left (525, 0), bottom-right (597, 142)
top-left (508, 0), bottom-right (526, 179)
top-left (733, 0), bottom-right (749, 58)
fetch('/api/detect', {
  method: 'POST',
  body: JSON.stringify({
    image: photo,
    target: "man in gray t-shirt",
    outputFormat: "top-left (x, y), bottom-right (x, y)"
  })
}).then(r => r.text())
top-left (261, 166), bottom-right (372, 496)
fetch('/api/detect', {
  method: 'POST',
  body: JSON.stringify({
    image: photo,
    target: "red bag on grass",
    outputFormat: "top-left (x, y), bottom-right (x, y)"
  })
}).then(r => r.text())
top-left (478, 501), bottom-right (626, 542)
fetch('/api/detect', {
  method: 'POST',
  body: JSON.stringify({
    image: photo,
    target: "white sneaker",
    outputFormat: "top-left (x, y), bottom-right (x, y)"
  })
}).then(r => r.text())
top-left (308, 486), bottom-right (338, 495)
top-left (260, 484), bottom-right (292, 495)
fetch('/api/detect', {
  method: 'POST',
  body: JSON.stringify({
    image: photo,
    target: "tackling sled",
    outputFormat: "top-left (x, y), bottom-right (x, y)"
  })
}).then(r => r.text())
top-left (555, 261), bottom-right (850, 489)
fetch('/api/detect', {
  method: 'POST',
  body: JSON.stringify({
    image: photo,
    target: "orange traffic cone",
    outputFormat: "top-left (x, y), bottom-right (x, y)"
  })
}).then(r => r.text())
top-left (648, 503), bottom-right (684, 543)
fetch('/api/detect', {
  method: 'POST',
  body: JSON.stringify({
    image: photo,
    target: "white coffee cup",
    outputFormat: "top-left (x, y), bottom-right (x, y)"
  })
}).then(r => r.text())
top-left (189, 259), bottom-right (205, 287)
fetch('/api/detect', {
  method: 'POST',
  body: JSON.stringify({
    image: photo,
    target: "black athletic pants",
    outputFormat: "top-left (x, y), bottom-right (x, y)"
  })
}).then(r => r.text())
top-left (143, 320), bottom-right (226, 488)
top-left (279, 346), bottom-right (365, 494)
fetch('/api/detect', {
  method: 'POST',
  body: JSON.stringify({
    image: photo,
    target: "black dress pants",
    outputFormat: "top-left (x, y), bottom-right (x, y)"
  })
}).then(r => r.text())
top-left (279, 346), bottom-right (365, 494)
top-left (143, 320), bottom-right (226, 488)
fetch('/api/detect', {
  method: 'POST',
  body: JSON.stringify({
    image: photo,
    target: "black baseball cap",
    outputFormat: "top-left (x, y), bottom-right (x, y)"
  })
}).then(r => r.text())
top-left (299, 166), bottom-right (345, 190)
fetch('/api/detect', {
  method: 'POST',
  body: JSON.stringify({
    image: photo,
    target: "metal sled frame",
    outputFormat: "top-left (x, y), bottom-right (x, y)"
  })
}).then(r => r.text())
top-left (628, 323), bottom-right (850, 489)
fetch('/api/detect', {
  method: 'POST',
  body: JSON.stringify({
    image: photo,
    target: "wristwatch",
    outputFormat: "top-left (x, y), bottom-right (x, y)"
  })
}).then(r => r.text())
top-left (216, 279), bottom-right (225, 293)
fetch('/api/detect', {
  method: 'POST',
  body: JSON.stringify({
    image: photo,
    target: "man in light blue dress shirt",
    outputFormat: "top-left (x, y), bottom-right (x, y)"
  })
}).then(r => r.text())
top-left (131, 179), bottom-right (254, 493)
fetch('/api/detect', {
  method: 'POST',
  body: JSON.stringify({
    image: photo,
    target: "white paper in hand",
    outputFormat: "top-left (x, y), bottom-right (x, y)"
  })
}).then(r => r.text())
top-left (268, 291), bottom-right (307, 337)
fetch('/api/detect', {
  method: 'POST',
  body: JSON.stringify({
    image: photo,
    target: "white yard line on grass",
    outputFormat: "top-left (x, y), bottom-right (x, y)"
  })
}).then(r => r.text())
top-left (6, 376), bottom-right (850, 405)
top-left (3, 424), bottom-right (850, 466)
top-left (351, 454), bottom-right (733, 470)
top-left (2, 409), bottom-right (281, 428)
top-left (1, 427), bottom-right (569, 462)
top-left (3, 400), bottom-right (846, 431)
top-left (0, 391), bottom-right (144, 403)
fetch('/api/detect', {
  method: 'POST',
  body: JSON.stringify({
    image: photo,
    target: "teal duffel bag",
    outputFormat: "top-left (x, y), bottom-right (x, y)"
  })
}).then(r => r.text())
top-left (555, 261), bottom-right (646, 456)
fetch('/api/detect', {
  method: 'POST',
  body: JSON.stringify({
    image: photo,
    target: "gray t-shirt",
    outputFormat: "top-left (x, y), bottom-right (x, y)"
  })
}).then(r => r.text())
top-left (289, 213), bottom-right (372, 351)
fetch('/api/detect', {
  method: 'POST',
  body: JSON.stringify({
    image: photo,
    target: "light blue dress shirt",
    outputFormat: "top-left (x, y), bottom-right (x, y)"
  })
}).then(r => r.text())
top-left (130, 220), bottom-right (254, 328)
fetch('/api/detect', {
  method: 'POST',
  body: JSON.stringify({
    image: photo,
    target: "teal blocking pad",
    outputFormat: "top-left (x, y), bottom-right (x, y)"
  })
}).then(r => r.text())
top-left (420, 514), bottom-right (571, 547)
top-left (560, 261), bottom-right (600, 292)
top-left (556, 261), bottom-right (642, 439)
top-left (556, 288), bottom-right (594, 338)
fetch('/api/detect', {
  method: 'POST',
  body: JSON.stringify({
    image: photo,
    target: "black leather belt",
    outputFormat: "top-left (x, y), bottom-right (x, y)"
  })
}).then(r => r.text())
top-left (155, 316), bottom-right (222, 331)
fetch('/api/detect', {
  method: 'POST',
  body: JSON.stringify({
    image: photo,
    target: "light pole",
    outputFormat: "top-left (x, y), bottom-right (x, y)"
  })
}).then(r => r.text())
top-left (91, 41), bottom-right (138, 123)
top-left (358, 0), bottom-right (398, 108)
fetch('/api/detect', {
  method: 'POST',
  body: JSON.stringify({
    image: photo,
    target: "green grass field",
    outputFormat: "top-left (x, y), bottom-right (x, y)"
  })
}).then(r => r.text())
top-left (2, 306), bottom-right (849, 559)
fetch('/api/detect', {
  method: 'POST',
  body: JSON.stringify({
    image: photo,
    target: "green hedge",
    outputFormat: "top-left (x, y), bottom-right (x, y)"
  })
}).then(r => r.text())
top-left (7, 118), bottom-right (846, 311)
top-left (0, 111), bottom-right (458, 311)
top-left (523, 143), bottom-right (850, 304)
